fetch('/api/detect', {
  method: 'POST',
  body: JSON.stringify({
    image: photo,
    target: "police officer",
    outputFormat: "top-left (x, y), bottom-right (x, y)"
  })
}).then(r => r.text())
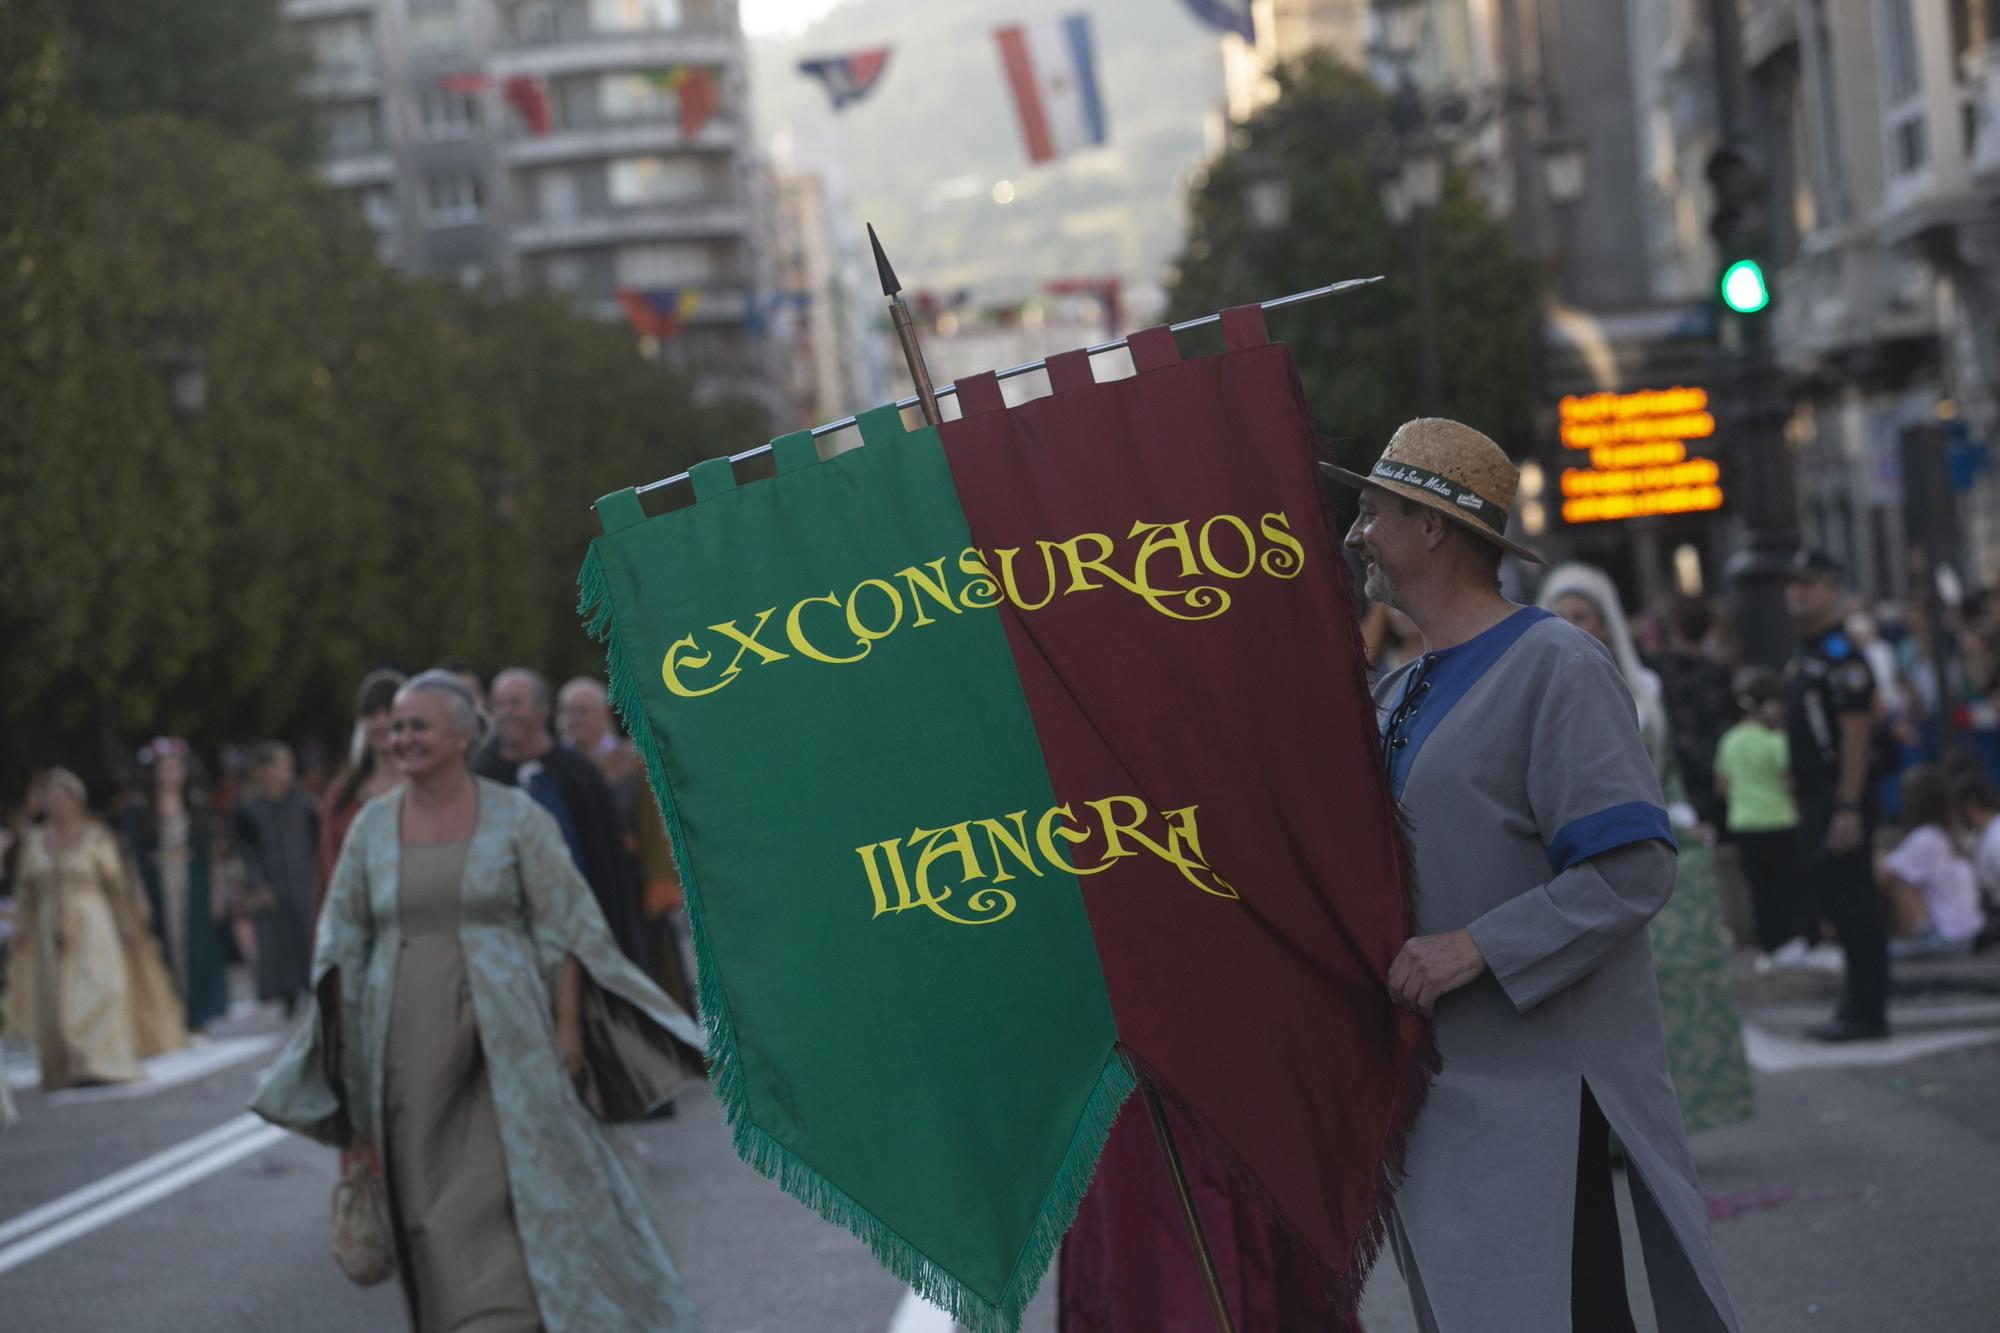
top-left (1784, 548), bottom-right (1889, 1041)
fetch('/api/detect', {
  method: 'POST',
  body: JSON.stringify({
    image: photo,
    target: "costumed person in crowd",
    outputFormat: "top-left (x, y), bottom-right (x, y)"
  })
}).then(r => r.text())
top-left (318, 669), bottom-right (406, 920)
top-left (1713, 672), bottom-right (1810, 970)
top-left (476, 668), bottom-right (649, 968)
top-left (1785, 549), bottom-right (1893, 1041)
top-left (126, 739), bottom-right (231, 1035)
top-left (557, 676), bottom-right (692, 1011)
top-left (1877, 763), bottom-right (1983, 955)
top-left (1540, 564), bottom-right (1754, 1136)
top-left (235, 742), bottom-right (319, 1016)
top-left (251, 671), bottom-right (705, 1332)
top-left (1333, 418), bottom-right (1740, 1332)
top-left (6, 768), bottom-right (184, 1089)
top-left (1654, 598), bottom-right (1736, 830)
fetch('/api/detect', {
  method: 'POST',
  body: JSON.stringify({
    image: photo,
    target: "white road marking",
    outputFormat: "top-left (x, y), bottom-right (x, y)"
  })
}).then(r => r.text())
top-left (0, 1113), bottom-right (267, 1246)
top-left (1742, 1022), bottom-right (2000, 1073)
top-left (0, 1117), bottom-right (288, 1274)
top-left (887, 1288), bottom-right (960, 1333)
top-left (8, 1034), bottom-right (280, 1099)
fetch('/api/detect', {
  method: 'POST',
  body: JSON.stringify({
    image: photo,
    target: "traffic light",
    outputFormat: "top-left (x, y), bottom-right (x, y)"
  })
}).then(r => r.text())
top-left (1705, 141), bottom-right (1771, 315)
top-left (1720, 259), bottom-right (1769, 313)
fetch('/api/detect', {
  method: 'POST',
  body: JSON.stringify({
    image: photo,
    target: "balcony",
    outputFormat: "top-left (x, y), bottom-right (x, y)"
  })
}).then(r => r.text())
top-left (300, 60), bottom-right (381, 99)
top-left (505, 117), bottom-right (739, 166)
top-left (490, 31), bottom-right (737, 80)
top-left (282, 0), bottom-right (374, 17)
top-left (1772, 229), bottom-right (1936, 368)
top-left (512, 201), bottom-right (753, 252)
top-left (320, 152), bottom-right (394, 188)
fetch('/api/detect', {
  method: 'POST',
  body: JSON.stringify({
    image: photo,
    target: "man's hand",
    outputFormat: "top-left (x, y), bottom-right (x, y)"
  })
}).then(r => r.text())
top-left (1387, 929), bottom-right (1487, 1016)
top-left (1828, 809), bottom-right (1864, 855)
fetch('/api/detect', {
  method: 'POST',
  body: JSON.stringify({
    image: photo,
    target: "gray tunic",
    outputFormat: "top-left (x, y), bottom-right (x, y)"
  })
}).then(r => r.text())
top-left (1374, 608), bottom-right (1739, 1333)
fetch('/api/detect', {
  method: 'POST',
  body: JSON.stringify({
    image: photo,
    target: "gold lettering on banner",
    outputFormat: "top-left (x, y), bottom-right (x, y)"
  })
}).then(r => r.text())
top-left (858, 794), bottom-right (1237, 925)
top-left (661, 509), bottom-right (1310, 697)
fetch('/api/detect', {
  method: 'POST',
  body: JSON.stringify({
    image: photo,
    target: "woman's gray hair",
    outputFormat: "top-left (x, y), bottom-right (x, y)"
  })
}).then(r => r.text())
top-left (397, 669), bottom-right (492, 751)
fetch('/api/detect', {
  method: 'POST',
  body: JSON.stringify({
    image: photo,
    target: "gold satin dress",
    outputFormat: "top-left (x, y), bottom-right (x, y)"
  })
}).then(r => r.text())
top-left (381, 839), bottom-right (541, 1332)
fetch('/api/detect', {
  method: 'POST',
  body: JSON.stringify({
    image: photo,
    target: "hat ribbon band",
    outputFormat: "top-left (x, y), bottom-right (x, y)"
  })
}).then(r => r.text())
top-left (1369, 460), bottom-right (1506, 533)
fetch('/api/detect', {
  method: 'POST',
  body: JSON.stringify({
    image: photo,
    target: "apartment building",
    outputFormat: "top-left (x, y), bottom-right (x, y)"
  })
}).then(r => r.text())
top-left (285, 0), bottom-right (784, 416)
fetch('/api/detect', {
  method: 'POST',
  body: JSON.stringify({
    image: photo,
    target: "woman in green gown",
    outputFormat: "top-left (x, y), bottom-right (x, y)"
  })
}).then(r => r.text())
top-left (1542, 565), bottom-right (1755, 1134)
top-left (253, 671), bottom-right (706, 1331)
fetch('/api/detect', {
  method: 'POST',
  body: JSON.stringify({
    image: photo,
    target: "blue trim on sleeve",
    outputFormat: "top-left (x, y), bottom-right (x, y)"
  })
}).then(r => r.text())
top-left (1547, 802), bottom-right (1677, 873)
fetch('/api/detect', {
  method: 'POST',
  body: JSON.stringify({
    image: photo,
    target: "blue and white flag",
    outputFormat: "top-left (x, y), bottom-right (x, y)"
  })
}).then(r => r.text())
top-left (1181, 0), bottom-right (1254, 41)
top-left (797, 48), bottom-right (891, 111)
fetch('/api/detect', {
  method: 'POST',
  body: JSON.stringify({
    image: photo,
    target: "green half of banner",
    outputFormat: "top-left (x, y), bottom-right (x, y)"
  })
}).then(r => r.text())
top-left (579, 414), bottom-right (1130, 1330)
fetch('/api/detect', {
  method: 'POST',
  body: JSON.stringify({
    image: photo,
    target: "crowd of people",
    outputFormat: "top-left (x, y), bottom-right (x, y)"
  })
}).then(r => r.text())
top-left (0, 661), bottom-right (690, 1097)
top-left (1363, 564), bottom-right (2000, 985)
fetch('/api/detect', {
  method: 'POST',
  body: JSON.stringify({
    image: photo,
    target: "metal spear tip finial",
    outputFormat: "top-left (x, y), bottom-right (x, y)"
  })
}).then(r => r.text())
top-left (866, 222), bottom-right (902, 298)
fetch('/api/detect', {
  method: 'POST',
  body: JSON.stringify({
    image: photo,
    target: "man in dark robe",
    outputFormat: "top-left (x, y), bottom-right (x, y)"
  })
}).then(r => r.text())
top-left (476, 667), bottom-right (650, 968)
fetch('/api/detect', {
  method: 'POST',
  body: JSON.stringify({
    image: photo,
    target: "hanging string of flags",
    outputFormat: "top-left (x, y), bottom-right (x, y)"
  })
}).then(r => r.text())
top-left (797, 47), bottom-right (892, 111)
top-left (433, 66), bottom-right (718, 140)
top-left (1180, 0), bottom-right (1255, 41)
top-left (614, 287), bottom-right (703, 340)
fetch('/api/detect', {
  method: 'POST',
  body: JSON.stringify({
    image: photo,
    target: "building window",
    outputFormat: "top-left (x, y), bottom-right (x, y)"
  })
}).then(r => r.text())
top-left (355, 185), bottom-right (398, 232)
top-left (514, 0), bottom-right (559, 43)
top-left (607, 155), bottom-right (707, 206)
top-left (537, 168), bottom-right (581, 219)
top-left (425, 173), bottom-right (485, 226)
top-left (540, 254), bottom-right (589, 293)
top-left (408, 3), bottom-right (466, 55)
top-left (415, 89), bottom-right (478, 141)
top-left (303, 16), bottom-right (375, 77)
top-left (318, 100), bottom-right (382, 156)
top-left (598, 73), bottom-right (675, 120)
top-left (1876, 0), bottom-right (1929, 178)
top-left (1802, 0), bottom-right (1850, 226)
top-left (616, 241), bottom-right (718, 286)
top-left (590, 0), bottom-right (682, 33)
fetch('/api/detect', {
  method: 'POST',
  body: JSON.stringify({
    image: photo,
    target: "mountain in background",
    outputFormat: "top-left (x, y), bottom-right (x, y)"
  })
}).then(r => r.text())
top-left (749, 0), bottom-right (1228, 315)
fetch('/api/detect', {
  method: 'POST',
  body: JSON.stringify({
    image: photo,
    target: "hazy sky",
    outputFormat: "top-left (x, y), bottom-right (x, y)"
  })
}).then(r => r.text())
top-left (738, 0), bottom-right (845, 37)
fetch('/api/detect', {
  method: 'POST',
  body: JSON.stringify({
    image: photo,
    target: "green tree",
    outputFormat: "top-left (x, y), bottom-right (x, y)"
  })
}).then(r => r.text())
top-left (1166, 55), bottom-right (1542, 473)
top-left (0, 2), bottom-right (767, 784)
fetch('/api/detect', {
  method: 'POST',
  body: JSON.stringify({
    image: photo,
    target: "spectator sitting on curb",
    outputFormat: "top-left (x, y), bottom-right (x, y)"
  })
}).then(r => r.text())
top-left (1879, 764), bottom-right (1984, 957)
top-left (1952, 777), bottom-right (2000, 931)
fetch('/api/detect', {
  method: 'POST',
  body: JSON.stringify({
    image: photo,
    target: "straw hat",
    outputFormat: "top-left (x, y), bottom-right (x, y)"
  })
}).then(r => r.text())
top-left (1323, 417), bottom-right (1543, 564)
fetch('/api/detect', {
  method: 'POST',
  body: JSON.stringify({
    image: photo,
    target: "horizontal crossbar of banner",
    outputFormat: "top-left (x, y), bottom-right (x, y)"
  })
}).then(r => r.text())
top-left (629, 275), bottom-right (1385, 498)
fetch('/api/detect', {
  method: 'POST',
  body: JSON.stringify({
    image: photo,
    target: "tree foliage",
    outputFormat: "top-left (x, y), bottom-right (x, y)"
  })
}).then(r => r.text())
top-left (0, 1), bottom-right (768, 786)
top-left (1166, 56), bottom-right (1542, 474)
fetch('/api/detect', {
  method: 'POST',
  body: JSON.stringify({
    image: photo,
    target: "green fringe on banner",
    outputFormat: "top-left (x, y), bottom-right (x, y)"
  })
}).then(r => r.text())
top-left (577, 543), bottom-right (1135, 1333)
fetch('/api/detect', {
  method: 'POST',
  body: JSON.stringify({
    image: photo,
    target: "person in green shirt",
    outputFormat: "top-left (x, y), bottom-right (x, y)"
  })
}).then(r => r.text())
top-left (1714, 671), bottom-right (1806, 970)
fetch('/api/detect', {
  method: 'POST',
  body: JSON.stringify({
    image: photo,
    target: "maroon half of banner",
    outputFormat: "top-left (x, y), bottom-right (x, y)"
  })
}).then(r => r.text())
top-left (937, 316), bottom-right (1432, 1304)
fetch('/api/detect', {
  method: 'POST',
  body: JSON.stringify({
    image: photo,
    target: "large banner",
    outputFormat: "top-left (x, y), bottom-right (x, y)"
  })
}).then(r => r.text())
top-left (579, 310), bottom-right (1430, 1331)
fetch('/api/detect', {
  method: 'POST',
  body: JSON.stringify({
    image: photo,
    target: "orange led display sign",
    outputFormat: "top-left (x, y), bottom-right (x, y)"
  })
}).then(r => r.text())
top-left (1556, 386), bottom-right (1725, 525)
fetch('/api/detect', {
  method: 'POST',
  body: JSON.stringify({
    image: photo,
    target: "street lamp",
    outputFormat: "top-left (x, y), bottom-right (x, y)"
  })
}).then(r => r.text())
top-left (1376, 0), bottom-right (1424, 58)
top-left (1399, 140), bottom-right (1445, 211)
top-left (1238, 148), bottom-right (1293, 233)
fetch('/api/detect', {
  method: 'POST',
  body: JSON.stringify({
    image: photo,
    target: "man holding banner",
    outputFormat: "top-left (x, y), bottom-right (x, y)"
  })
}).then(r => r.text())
top-left (1332, 419), bottom-right (1741, 1333)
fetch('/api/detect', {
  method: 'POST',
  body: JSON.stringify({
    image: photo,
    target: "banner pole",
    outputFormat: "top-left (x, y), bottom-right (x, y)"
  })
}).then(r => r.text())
top-left (626, 273), bottom-right (1384, 499)
top-left (868, 223), bottom-right (942, 427)
top-left (1141, 1080), bottom-right (1238, 1333)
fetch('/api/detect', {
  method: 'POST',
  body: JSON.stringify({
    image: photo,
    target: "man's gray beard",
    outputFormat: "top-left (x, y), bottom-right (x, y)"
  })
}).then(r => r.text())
top-left (1363, 561), bottom-right (1395, 605)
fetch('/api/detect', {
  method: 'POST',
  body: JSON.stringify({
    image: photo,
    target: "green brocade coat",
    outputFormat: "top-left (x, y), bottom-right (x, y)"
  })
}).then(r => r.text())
top-left (251, 780), bottom-right (706, 1331)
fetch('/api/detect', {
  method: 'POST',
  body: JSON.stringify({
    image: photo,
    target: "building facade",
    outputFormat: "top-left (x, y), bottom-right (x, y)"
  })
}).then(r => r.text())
top-left (284, 0), bottom-right (784, 417)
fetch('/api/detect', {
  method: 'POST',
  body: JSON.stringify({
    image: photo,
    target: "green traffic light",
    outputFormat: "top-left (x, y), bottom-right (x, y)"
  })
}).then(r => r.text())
top-left (1720, 258), bottom-right (1769, 314)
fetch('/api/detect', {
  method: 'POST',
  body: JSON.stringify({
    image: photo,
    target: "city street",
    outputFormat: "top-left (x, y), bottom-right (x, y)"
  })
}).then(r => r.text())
top-left (6, 969), bottom-right (2000, 1332)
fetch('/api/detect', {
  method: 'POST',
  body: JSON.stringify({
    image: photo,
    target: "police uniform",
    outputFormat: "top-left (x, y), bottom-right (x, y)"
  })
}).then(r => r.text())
top-left (1785, 621), bottom-right (1890, 1036)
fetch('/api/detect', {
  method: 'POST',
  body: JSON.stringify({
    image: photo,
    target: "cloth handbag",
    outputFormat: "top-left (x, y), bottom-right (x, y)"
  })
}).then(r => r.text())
top-left (331, 1144), bottom-right (395, 1286)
